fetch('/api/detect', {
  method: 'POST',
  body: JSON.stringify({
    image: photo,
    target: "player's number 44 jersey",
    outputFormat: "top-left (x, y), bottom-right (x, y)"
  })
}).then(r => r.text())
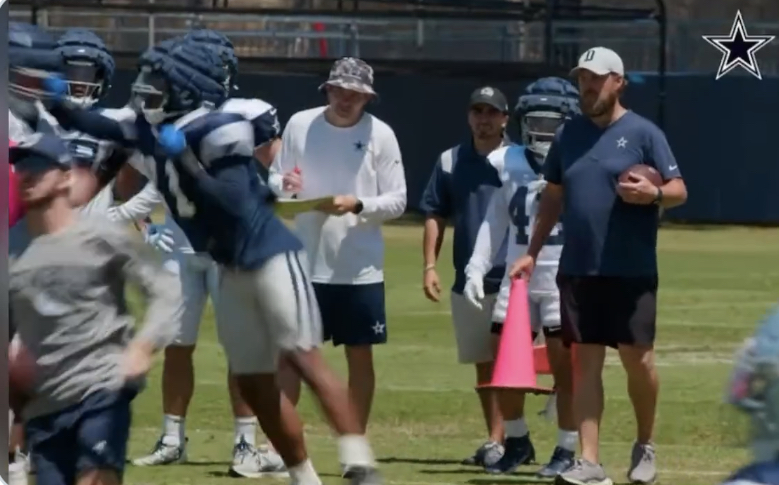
top-left (467, 145), bottom-right (562, 293)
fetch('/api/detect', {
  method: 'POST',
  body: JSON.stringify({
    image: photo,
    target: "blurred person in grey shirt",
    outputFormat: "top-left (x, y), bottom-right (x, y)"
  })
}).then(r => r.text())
top-left (8, 134), bottom-right (182, 485)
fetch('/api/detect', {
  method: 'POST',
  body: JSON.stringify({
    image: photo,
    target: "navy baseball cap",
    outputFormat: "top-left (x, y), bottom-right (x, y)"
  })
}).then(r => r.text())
top-left (469, 86), bottom-right (509, 113)
top-left (10, 133), bottom-right (73, 172)
top-left (319, 57), bottom-right (377, 96)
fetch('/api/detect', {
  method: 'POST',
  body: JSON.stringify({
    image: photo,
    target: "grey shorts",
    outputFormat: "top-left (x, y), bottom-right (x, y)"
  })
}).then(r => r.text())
top-left (216, 251), bottom-right (323, 374)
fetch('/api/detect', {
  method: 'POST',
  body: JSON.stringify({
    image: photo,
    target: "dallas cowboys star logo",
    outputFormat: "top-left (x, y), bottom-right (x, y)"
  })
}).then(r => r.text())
top-left (354, 141), bottom-right (365, 151)
top-left (702, 10), bottom-right (775, 80)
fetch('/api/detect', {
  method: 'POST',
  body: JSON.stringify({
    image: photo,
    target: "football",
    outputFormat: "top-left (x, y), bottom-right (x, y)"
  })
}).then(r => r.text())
top-left (9, 340), bottom-right (35, 410)
top-left (618, 164), bottom-right (663, 187)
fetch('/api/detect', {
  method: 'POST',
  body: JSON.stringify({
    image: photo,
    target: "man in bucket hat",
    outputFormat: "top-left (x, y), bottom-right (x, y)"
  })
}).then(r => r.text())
top-left (269, 57), bottom-right (407, 456)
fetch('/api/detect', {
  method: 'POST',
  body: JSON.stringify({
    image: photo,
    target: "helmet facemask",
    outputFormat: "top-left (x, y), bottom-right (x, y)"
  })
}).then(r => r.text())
top-left (63, 59), bottom-right (104, 109)
top-left (521, 110), bottom-right (566, 163)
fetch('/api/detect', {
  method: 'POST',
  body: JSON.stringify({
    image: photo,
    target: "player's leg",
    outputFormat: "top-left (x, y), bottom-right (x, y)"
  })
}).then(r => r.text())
top-left (312, 282), bottom-right (387, 434)
top-left (555, 275), bottom-right (612, 485)
top-left (613, 276), bottom-right (659, 485)
top-left (133, 254), bottom-right (202, 466)
top-left (484, 284), bottom-right (536, 474)
top-left (257, 251), bottom-right (381, 483)
top-left (449, 291), bottom-right (505, 467)
top-left (216, 266), bottom-right (322, 485)
top-left (534, 293), bottom-right (576, 478)
top-left (75, 389), bottom-right (137, 485)
top-left (207, 260), bottom-right (287, 478)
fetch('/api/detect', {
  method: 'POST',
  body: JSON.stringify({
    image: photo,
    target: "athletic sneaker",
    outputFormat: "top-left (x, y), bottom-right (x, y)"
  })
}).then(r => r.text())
top-left (555, 459), bottom-right (613, 485)
top-left (462, 440), bottom-right (505, 467)
top-left (229, 438), bottom-right (288, 478)
top-left (8, 460), bottom-right (28, 485)
top-left (536, 446), bottom-right (575, 478)
top-left (627, 442), bottom-right (657, 484)
top-left (345, 466), bottom-right (383, 484)
top-left (132, 437), bottom-right (187, 466)
top-left (484, 435), bottom-right (536, 474)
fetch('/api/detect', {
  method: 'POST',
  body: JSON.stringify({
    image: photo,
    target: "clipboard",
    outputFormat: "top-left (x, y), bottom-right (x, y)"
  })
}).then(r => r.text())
top-left (274, 197), bottom-right (334, 218)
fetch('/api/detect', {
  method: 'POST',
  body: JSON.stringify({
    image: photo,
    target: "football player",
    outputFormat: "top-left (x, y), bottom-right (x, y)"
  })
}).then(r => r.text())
top-left (42, 39), bottom-right (382, 485)
top-left (126, 32), bottom-right (287, 476)
top-left (464, 77), bottom-right (580, 477)
top-left (719, 306), bottom-right (779, 485)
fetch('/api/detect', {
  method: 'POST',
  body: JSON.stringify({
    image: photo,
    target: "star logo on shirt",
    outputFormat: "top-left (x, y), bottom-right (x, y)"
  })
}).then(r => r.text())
top-left (354, 141), bottom-right (366, 151)
top-left (372, 321), bottom-right (385, 335)
top-left (616, 137), bottom-right (628, 148)
top-left (702, 11), bottom-right (775, 80)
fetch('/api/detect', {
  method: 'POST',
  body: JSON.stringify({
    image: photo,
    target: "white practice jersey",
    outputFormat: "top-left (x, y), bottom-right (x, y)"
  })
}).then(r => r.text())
top-left (270, 106), bottom-right (407, 285)
top-left (466, 145), bottom-right (562, 294)
top-left (111, 97), bottom-right (282, 255)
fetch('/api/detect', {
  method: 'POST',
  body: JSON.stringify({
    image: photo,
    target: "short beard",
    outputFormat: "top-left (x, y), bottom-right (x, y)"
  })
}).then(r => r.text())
top-left (583, 92), bottom-right (618, 118)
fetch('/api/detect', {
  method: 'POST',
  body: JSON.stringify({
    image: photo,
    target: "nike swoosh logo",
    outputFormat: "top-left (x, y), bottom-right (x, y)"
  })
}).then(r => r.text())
top-left (668, 165), bottom-right (678, 170)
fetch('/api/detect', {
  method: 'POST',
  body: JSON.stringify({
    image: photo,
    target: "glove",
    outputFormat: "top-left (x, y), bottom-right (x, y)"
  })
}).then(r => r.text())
top-left (158, 124), bottom-right (186, 157)
top-left (464, 276), bottom-right (485, 310)
top-left (43, 74), bottom-right (67, 100)
top-left (143, 224), bottom-right (175, 253)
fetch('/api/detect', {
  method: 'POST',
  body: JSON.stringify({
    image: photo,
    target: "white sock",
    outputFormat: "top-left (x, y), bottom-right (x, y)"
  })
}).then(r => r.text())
top-left (234, 417), bottom-right (257, 446)
top-left (504, 418), bottom-right (529, 439)
top-left (337, 435), bottom-right (376, 468)
top-left (162, 415), bottom-right (185, 447)
top-left (288, 459), bottom-right (322, 485)
top-left (557, 429), bottom-right (578, 452)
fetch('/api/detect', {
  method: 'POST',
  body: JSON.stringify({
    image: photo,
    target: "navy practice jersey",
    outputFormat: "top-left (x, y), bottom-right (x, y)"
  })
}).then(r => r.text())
top-left (48, 102), bottom-right (303, 269)
top-left (721, 461), bottom-right (779, 485)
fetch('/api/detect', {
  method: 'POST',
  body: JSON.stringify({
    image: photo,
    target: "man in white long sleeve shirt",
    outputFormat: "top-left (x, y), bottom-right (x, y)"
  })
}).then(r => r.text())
top-left (464, 77), bottom-right (580, 478)
top-left (270, 57), bottom-right (407, 435)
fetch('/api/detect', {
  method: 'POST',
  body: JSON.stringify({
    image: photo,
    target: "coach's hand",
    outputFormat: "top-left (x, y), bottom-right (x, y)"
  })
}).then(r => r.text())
top-left (122, 341), bottom-right (154, 381)
top-left (423, 266), bottom-right (442, 302)
top-left (464, 277), bottom-right (485, 310)
top-left (508, 254), bottom-right (535, 280)
top-left (282, 168), bottom-right (303, 194)
top-left (316, 195), bottom-right (359, 215)
top-left (617, 172), bottom-right (659, 205)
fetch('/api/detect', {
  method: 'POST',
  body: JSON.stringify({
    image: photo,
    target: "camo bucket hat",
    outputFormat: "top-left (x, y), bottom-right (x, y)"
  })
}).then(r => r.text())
top-left (319, 57), bottom-right (376, 96)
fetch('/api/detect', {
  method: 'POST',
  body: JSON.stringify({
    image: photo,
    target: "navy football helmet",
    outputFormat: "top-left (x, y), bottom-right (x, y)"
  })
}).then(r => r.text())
top-left (185, 29), bottom-right (238, 92)
top-left (9, 22), bottom-right (63, 101)
top-left (727, 305), bottom-right (779, 462)
top-left (515, 77), bottom-right (581, 162)
top-left (56, 29), bottom-right (115, 108)
top-left (132, 38), bottom-right (228, 124)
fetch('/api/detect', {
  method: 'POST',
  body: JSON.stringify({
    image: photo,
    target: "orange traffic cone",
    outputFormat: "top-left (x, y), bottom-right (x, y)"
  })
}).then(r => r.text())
top-left (481, 278), bottom-right (551, 393)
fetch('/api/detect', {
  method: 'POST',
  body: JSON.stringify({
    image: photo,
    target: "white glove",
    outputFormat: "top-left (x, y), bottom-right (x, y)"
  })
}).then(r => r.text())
top-left (143, 224), bottom-right (175, 253)
top-left (464, 276), bottom-right (485, 310)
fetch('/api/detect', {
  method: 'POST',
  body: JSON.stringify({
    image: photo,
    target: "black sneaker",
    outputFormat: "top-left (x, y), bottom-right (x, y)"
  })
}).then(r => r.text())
top-left (536, 446), bottom-right (575, 478)
top-left (484, 435), bottom-right (536, 474)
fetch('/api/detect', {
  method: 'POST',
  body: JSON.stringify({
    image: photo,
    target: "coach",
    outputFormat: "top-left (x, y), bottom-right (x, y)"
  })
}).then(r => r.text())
top-left (420, 86), bottom-right (511, 468)
top-left (269, 57), bottom-right (407, 435)
top-left (510, 47), bottom-right (687, 485)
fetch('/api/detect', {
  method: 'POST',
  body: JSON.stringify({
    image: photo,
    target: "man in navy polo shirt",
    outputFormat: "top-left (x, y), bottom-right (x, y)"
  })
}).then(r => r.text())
top-left (420, 86), bottom-right (511, 467)
top-left (510, 47), bottom-right (688, 485)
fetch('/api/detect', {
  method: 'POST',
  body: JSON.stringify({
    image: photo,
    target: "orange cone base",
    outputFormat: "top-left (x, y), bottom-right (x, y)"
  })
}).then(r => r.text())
top-left (475, 383), bottom-right (555, 395)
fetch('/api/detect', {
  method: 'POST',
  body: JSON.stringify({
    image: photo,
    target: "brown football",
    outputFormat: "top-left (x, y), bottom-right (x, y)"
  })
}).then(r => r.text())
top-left (619, 164), bottom-right (663, 187)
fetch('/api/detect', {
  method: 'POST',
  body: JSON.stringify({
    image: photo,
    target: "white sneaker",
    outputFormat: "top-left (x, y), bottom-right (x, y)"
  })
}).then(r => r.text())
top-left (15, 450), bottom-right (31, 474)
top-left (8, 460), bottom-right (28, 485)
top-left (229, 438), bottom-right (288, 478)
top-left (132, 437), bottom-right (187, 466)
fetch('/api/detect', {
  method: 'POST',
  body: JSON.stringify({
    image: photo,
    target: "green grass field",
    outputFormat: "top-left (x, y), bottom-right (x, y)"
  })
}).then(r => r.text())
top-left (123, 225), bottom-right (779, 485)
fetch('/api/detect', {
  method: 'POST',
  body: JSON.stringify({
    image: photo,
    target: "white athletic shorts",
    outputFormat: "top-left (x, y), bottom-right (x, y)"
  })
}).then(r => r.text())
top-left (216, 251), bottom-right (323, 375)
top-left (492, 274), bottom-right (561, 334)
top-left (163, 252), bottom-right (221, 346)
top-left (450, 291), bottom-right (498, 364)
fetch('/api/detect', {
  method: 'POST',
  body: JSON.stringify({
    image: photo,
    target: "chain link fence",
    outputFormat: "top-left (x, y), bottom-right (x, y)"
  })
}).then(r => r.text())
top-left (9, 0), bottom-right (779, 74)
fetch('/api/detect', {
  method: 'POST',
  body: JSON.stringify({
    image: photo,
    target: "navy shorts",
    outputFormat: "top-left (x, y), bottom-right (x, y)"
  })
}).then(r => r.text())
top-left (26, 388), bottom-right (136, 485)
top-left (314, 282), bottom-right (387, 347)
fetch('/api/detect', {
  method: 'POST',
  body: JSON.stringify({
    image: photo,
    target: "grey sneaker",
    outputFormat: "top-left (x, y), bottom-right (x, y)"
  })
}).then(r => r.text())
top-left (555, 459), bottom-right (613, 485)
top-left (462, 441), bottom-right (504, 467)
top-left (627, 442), bottom-right (657, 484)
